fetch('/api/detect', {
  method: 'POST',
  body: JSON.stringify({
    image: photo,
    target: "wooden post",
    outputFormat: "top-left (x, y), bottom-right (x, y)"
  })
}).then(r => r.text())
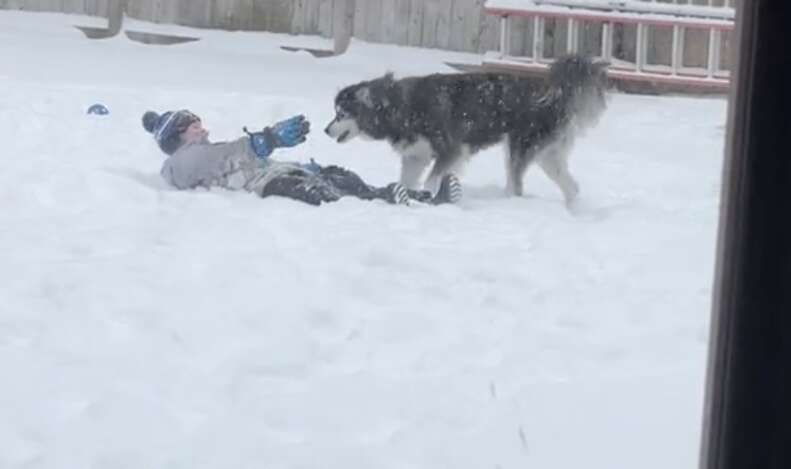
top-left (334, 0), bottom-right (355, 55)
top-left (74, 0), bottom-right (124, 38)
top-left (108, 0), bottom-right (124, 34)
top-left (107, 0), bottom-right (125, 35)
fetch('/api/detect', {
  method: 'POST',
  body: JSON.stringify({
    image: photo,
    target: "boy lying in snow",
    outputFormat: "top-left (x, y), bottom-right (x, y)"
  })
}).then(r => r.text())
top-left (142, 110), bottom-right (461, 206)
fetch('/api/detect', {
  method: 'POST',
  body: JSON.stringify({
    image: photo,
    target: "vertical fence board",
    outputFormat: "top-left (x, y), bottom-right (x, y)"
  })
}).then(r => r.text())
top-left (421, 0), bottom-right (440, 49)
top-left (406, 0), bottom-right (424, 47)
top-left (435, 0), bottom-right (453, 50)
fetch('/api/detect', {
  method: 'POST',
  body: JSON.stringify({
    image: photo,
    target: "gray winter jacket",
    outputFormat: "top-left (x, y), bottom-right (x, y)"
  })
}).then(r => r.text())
top-left (160, 137), bottom-right (309, 194)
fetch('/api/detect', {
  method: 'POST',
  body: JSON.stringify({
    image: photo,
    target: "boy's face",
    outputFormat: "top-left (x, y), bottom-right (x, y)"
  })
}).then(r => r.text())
top-left (180, 120), bottom-right (209, 144)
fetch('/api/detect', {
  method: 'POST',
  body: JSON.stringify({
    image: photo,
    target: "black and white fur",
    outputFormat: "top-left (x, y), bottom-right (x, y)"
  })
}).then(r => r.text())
top-left (324, 54), bottom-right (609, 203)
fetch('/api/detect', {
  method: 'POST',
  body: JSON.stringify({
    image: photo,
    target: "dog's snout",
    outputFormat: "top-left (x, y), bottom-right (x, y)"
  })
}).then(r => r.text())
top-left (324, 118), bottom-right (336, 135)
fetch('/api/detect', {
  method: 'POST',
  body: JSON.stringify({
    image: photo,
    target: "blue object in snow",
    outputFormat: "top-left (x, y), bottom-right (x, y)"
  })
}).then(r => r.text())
top-left (87, 104), bottom-right (109, 115)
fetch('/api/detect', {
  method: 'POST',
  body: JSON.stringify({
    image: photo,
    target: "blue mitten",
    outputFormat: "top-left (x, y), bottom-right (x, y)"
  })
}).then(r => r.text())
top-left (271, 115), bottom-right (310, 147)
top-left (244, 115), bottom-right (310, 160)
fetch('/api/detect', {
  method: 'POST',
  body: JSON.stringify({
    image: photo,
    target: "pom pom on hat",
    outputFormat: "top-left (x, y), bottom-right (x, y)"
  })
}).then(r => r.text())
top-left (142, 111), bottom-right (161, 133)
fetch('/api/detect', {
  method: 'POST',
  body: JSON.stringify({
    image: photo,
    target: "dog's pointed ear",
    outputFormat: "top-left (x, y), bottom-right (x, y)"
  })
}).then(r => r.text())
top-left (355, 86), bottom-right (374, 108)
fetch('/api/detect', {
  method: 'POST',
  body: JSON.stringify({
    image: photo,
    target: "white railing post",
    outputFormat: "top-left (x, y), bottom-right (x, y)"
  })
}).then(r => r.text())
top-left (671, 24), bottom-right (684, 75)
top-left (707, 29), bottom-right (722, 78)
top-left (566, 18), bottom-right (578, 54)
top-left (532, 16), bottom-right (545, 62)
top-left (500, 15), bottom-right (511, 57)
top-left (636, 22), bottom-right (647, 73)
top-left (601, 21), bottom-right (613, 62)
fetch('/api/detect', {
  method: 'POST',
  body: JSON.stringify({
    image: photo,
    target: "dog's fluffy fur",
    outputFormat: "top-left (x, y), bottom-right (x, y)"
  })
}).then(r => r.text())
top-left (324, 54), bottom-right (609, 202)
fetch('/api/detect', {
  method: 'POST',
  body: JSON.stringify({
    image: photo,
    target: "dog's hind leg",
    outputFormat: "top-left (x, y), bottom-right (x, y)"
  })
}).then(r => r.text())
top-left (537, 139), bottom-right (580, 204)
top-left (505, 138), bottom-right (537, 197)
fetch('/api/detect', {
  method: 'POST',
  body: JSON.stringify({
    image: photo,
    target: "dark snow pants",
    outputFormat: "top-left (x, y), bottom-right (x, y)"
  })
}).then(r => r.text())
top-left (260, 165), bottom-right (432, 206)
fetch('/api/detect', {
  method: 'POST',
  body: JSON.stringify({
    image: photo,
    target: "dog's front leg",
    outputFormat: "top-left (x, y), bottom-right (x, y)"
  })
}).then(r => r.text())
top-left (538, 147), bottom-right (579, 205)
top-left (424, 145), bottom-right (468, 194)
top-left (423, 160), bottom-right (448, 194)
top-left (399, 154), bottom-right (432, 190)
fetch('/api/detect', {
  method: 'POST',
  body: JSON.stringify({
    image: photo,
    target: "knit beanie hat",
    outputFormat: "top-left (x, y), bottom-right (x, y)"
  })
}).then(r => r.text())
top-left (142, 109), bottom-right (200, 155)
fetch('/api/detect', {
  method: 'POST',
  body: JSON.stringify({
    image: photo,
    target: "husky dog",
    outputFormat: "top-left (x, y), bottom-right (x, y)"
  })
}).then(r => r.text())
top-left (324, 54), bottom-right (609, 203)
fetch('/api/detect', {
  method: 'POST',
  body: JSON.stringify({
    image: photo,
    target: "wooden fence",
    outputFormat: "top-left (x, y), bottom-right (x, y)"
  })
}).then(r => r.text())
top-left (0, 0), bottom-right (731, 64)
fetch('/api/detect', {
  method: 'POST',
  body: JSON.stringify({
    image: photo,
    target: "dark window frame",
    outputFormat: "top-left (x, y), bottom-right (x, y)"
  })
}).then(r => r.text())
top-left (700, 3), bottom-right (791, 469)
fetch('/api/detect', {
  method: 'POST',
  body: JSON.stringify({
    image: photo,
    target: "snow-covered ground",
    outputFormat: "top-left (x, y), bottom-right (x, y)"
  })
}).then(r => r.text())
top-left (0, 11), bottom-right (726, 469)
